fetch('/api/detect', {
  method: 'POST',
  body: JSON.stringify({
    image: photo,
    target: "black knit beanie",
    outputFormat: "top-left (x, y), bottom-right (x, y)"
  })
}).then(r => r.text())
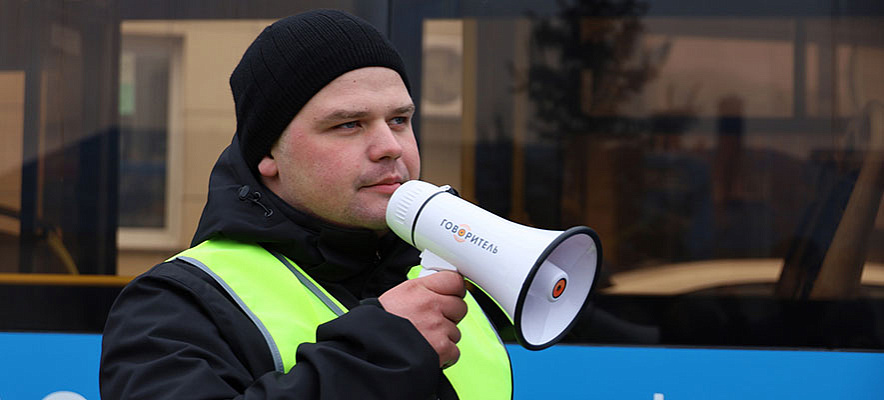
top-left (230, 9), bottom-right (411, 174)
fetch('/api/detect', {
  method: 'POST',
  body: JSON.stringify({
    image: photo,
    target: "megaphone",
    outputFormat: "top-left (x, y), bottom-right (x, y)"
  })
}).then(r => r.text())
top-left (386, 180), bottom-right (602, 350)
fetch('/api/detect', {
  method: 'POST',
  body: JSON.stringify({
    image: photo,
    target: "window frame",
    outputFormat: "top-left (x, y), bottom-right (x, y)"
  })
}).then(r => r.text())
top-left (116, 32), bottom-right (185, 250)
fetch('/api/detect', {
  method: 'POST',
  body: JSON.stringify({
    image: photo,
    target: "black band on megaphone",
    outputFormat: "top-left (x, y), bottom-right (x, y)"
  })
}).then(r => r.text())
top-left (409, 189), bottom-right (450, 247)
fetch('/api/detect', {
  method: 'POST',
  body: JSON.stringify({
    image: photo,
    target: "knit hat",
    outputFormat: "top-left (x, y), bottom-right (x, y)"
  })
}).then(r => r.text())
top-left (230, 9), bottom-right (411, 174)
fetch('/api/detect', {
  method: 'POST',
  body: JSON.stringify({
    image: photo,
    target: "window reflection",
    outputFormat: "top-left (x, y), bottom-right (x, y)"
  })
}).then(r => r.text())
top-left (115, 20), bottom-right (272, 275)
top-left (0, 72), bottom-right (25, 273)
top-left (118, 35), bottom-right (176, 229)
top-left (0, 0), bottom-right (881, 347)
top-left (419, 14), bottom-right (884, 300)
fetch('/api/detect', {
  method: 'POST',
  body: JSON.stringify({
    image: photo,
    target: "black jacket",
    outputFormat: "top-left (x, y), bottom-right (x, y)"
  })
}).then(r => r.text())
top-left (100, 137), bottom-right (459, 399)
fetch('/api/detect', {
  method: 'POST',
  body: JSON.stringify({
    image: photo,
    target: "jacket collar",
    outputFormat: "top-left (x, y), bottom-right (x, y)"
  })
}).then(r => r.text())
top-left (191, 136), bottom-right (418, 299)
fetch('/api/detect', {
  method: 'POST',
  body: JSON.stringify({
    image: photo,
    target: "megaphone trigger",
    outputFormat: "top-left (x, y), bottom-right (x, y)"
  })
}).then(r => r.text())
top-left (418, 249), bottom-right (459, 277)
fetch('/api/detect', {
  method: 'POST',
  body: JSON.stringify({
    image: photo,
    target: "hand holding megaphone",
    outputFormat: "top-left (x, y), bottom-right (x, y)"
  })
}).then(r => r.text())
top-left (386, 180), bottom-right (602, 350)
top-left (379, 269), bottom-right (467, 368)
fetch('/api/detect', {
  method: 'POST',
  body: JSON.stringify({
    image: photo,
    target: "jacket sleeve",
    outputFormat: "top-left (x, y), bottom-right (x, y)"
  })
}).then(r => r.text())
top-left (99, 261), bottom-right (441, 400)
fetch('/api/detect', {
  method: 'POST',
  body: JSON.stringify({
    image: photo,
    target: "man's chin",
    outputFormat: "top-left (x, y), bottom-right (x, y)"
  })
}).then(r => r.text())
top-left (348, 209), bottom-right (390, 232)
top-left (362, 216), bottom-right (391, 232)
top-left (319, 216), bottom-right (388, 233)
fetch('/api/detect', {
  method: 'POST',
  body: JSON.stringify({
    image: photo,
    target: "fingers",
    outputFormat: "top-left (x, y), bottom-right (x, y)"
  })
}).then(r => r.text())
top-left (378, 272), bottom-right (469, 368)
top-left (436, 292), bottom-right (468, 324)
top-left (447, 318), bottom-right (462, 344)
top-left (420, 270), bottom-right (467, 298)
top-left (413, 271), bottom-right (467, 323)
top-left (429, 318), bottom-right (461, 369)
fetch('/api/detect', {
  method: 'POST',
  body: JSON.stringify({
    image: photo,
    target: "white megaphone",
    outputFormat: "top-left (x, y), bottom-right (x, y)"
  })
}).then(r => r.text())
top-left (386, 180), bottom-right (602, 350)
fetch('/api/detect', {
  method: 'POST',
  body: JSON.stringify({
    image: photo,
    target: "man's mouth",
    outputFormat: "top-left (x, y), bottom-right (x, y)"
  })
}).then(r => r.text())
top-left (362, 177), bottom-right (403, 195)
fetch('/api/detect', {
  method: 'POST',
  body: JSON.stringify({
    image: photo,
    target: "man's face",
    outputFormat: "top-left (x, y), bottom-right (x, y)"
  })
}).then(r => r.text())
top-left (258, 67), bottom-right (420, 232)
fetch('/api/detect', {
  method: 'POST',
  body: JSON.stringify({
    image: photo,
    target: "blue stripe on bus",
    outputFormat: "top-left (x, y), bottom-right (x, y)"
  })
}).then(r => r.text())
top-left (2, 332), bottom-right (883, 400)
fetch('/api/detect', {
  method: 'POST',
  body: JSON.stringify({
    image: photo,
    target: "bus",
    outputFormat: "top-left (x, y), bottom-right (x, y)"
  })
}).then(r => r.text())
top-left (1, 1), bottom-right (882, 398)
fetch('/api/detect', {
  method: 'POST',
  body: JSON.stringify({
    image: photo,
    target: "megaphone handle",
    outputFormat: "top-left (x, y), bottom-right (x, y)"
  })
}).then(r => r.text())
top-left (418, 249), bottom-right (459, 277)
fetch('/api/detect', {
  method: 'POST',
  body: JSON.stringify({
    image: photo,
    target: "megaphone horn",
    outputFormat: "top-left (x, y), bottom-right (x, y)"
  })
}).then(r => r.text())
top-left (386, 180), bottom-right (602, 350)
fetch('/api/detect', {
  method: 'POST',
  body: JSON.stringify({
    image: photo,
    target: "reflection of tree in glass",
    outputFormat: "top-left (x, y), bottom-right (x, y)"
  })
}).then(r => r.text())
top-left (527, 0), bottom-right (668, 140)
top-left (524, 0), bottom-right (673, 268)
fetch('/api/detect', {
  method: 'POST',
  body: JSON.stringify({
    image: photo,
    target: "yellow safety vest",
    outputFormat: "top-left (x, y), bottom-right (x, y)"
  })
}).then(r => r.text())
top-left (174, 238), bottom-right (512, 399)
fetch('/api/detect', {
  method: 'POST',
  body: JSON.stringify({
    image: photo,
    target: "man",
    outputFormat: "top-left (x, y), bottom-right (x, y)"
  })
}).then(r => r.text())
top-left (100, 9), bottom-right (512, 399)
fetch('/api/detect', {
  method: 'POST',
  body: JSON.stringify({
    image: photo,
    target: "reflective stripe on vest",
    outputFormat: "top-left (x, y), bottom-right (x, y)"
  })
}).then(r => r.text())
top-left (174, 238), bottom-right (512, 400)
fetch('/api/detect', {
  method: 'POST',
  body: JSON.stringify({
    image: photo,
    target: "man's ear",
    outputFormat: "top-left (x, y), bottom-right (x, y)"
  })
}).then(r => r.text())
top-left (257, 154), bottom-right (278, 178)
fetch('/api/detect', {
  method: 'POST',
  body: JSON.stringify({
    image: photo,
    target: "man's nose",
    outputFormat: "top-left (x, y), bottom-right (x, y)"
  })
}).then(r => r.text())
top-left (368, 123), bottom-right (404, 161)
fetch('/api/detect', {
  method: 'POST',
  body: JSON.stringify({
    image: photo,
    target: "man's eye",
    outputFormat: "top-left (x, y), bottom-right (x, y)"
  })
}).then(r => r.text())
top-left (390, 117), bottom-right (408, 125)
top-left (337, 121), bottom-right (359, 129)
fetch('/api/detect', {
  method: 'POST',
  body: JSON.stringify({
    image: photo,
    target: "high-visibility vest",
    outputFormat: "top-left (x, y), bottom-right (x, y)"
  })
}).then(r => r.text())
top-left (174, 238), bottom-right (512, 399)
